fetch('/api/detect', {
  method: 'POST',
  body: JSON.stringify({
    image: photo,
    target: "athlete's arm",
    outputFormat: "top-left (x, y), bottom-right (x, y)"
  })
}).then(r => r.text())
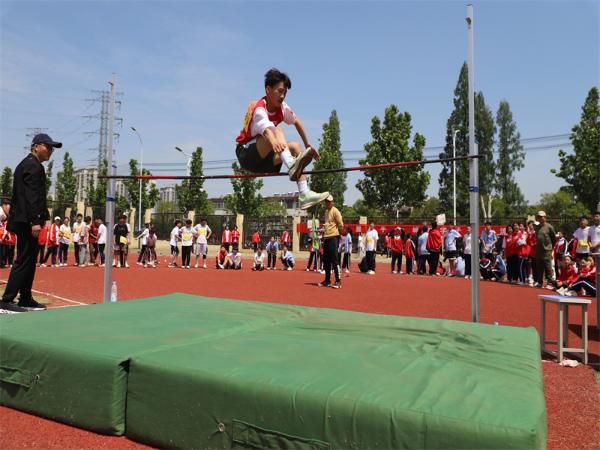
top-left (263, 127), bottom-right (287, 153)
top-left (293, 118), bottom-right (313, 150)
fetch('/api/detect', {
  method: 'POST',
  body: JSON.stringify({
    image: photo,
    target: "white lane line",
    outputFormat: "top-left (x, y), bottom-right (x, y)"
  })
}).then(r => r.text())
top-left (0, 279), bottom-right (89, 306)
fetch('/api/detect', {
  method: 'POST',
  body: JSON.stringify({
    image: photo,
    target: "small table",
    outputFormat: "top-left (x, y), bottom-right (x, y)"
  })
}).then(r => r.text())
top-left (540, 295), bottom-right (591, 364)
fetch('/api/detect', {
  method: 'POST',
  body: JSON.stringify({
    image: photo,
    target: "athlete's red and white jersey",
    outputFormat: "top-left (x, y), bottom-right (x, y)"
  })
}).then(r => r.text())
top-left (236, 97), bottom-right (296, 145)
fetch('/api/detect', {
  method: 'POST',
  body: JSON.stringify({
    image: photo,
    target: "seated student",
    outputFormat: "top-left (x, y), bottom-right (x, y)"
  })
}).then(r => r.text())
top-left (455, 256), bottom-right (466, 277)
top-left (490, 250), bottom-right (507, 281)
top-left (252, 247), bottom-right (265, 271)
top-left (215, 245), bottom-right (228, 269)
top-left (280, 245), bottom-right (295, 271)
top-left (566, 256), bottom-right (596, 297)
top-left (224, 246), bottom-right (242, 270)
top-left (552, 255), bottom-right (579, 293)
top-left (144, 227), bottom-right (158, 268)
top-left (479, 254), bottom-right (493, 280)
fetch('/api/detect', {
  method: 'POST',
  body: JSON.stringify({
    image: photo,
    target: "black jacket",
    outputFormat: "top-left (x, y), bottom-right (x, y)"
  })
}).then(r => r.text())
top-left (7, 153), bottom-right (49, 230)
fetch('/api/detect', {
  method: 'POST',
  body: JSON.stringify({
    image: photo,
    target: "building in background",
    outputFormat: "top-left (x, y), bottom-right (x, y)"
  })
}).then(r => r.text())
top-left (158, 186), bottom-right (177, 206)
top-left (74, 167), bottom-right (98, 202)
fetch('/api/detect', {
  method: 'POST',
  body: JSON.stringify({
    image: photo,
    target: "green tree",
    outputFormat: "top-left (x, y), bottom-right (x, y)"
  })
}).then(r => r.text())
top-left (257, 199), bottom-right (287, 217)
top-left (495, 100), bottom-right (526, 214)
top-left (310, 110), bottom-right (346, 207)
top-left (552, 87), bottom-right (600, 213)
top-left (123, 159), bottom-right (160, 217)
top-left (45, 160), bottom-right (54, 197)
top-left (535, 190), bottom-right (590, 218)
top-left (224, 161), bottom-right (264, 215)
top-left (175, 147), bottom-right (210, 216)
top-left (438, 63), bottom-right (496, 216)
top-left (0, 167), bottom-right (13, 198)
top-left (356, 105), bottom-right (430, 217)
top-left (86, 159), bottom-right (107, 207)
top-left (350, 199), bottom-right (385, 219)
top-left (410, 196), bottom-right (441, 218)
top-left (55, 151), bottom-right (77, 212)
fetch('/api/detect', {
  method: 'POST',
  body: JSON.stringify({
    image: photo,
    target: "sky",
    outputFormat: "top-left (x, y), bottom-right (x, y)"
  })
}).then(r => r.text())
top-left (1, 0), bottom-right (598, 207)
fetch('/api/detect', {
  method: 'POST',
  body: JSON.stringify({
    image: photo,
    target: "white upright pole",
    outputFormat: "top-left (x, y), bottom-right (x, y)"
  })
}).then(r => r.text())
top-left (103, 73), bottom-right (117, 304)
top-left (131, 127), bottom-right (143, 230)
top-left (452, 130), bottom-right (458, 226)
top-left (467, 5), bottom-right (480, 323)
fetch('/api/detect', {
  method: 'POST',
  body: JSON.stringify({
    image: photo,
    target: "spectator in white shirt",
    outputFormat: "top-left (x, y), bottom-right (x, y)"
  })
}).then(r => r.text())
top-left (96, 218), bottom-right (107, 266)
top-left (573, 216), bottom-right (591, 266)
top-left (365, 222), bottom-right (379, 274)
top-left (253, 247), bottom-right (265, 271)
top-left (589, 211), bottom-right (600, 255)
top-left (444, 226), bottom-right (461, 276)
top-left (136, 223), bottom-right (150, 266)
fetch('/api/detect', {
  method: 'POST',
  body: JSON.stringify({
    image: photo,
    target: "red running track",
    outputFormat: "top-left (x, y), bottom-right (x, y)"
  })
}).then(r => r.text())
top-left (1, 256), bottom-right (598, 449)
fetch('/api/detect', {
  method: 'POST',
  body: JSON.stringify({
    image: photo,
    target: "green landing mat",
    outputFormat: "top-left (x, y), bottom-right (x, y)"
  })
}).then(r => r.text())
top-left (0, 294), bottom-right (547, 448)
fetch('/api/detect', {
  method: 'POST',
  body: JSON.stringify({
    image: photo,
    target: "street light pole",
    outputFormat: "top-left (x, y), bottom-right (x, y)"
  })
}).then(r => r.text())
top-left (452, 129), bottom-right (460, 226)
top-left (131, 127), bottom-right (143, 230)
top-left (175, 146), bottom-right (192, 176)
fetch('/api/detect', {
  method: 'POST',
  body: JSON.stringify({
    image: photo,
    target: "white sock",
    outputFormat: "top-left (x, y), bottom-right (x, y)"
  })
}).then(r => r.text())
top-left (280, 149), bottom-right (294, 168)
top-left (297, 179), bottom-right (309, 194)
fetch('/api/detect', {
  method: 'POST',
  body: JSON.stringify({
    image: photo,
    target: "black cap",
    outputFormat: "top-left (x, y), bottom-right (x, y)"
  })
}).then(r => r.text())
top-left (1, 198), bottom-right (10, 205)
top-left (32, 133), bottom-right (62, 148)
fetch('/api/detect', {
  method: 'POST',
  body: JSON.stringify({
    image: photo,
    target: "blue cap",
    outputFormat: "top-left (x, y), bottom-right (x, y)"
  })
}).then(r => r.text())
top-left (32, 133), bottom-right (62, 148)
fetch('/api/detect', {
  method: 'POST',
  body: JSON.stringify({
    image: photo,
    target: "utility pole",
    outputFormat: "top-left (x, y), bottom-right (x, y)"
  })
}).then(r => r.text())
top-left (85, 90), bottom-right (122, 169)
top-left (103, 74), bottom-right (117, 304)
top-left (467, 4), bottom-right (480, 323)
top-left (24, 128), bottom-right (49, 152)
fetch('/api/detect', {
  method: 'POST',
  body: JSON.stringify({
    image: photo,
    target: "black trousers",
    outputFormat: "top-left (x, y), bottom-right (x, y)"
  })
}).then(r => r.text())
top-left (267, 253), bottom-right (277, 268)
top-left (38, 245), bottom-right (46, 264)
top-left (464, 254), bottom-right (472, 276)
top-left (44, 245), bottom-right (58, 265)
top-left (98, 244), bottom-right (106, 265)
top-left (59, 243), bottom-right (69, 264)
top-left (323, 236), bottom-right (340, 284)
top-left (138, 245), bottom-right (147, 263)
top-left (182, 246), bottom-right (192, 266)
top-left (418, 254), bottom-right (428, 274)
top-left (307, 251), bottom-right (319, 270)
top-left (391, 252), bottom-right (402, 272)
top-left (74, 242), bottom-right (80, 265)
top-left (427, 251), bottom-right (440, 275)
top-left (366, 250), bottom-right (376, 272)
top-left (2, 223), bottom-right (38, 303)
top-left (405, 256), bottom-right (414, 274)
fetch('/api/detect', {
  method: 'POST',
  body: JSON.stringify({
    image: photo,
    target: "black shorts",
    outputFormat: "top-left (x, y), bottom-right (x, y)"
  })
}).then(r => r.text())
top-left (171, 245), bottom-right (179, 255)
top-left (236, 143), bottom-right (282, 173)
top-left (445, 250), bottom-right (458, 259)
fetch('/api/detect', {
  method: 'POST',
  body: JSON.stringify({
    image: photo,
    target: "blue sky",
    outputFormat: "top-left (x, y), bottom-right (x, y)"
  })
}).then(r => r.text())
top-left (1, 0), bottom-right (598, 206)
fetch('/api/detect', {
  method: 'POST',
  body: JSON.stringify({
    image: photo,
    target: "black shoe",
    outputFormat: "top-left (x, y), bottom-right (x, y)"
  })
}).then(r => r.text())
top-left (318, 281), bottom-right (331, 287)
top-left (18, 298), bottom-right (47, 311)
top-left (330, 282), bottom-right (341, 289)
top-left (1, 300), bottom-right (27, 313)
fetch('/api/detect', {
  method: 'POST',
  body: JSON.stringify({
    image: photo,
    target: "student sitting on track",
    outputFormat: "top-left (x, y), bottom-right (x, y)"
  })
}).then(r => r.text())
top-left (224, 246), bottom-right (242, 270)
top-left (280, 245), bottom-right (295, 271)
top-left (215, 245), bottom-right (228, 269)
top-left (565, 256), bottom-right (597, 297)
top-left (552, 254), bottom-right (579, 294)
top-left (252, 247), bottom-right (265, 271)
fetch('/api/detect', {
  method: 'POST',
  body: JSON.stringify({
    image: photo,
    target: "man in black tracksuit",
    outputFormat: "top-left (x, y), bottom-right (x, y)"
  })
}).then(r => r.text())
top-left (1, 134), bottom-right (62, 312)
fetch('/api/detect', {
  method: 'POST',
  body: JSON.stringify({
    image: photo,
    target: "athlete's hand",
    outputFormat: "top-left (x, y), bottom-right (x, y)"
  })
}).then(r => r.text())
top-left (272, 141), bottom-right (287, 153)
top-left (307, 144), bottom-right (321, 161)
top-left (31, 224), bottom-right (41, 237)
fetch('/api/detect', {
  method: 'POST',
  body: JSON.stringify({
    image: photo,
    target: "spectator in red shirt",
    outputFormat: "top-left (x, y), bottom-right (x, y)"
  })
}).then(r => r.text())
top-left (215, 244), bottom-right (228, 269)
top-left (251, 231), bottom-right (261, 252)
top-left (552, 255), bottom-right (579, 293)
top-left (504, 225), bottom-right (519, 284)
top-left (566, 256), bottom-right (596, 297)
top-left (221, 225), bottom-right (232, 252)
top-left (231, 225), bottom-right (241, 248)
top-left (426, 222), bottom-right (442, 276)
top-left (281, 228), bottom-right (290, 247)
top-left (42, 216), bottom-right (61, 267)
top-left (404, 233), bottom-right (415, 274)
top-left (37, 222), bottom-right (49, 266)
top-left (526, 221), bottom-right (537, 285)
top-left (390, 227), bottom-right (403, 274)
top-left (88, 219), bottom-right (99, 266)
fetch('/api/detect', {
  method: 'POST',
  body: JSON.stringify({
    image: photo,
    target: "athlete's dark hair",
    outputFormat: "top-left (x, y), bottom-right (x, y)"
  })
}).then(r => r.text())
top-left (264, 68), bottom-right (291, 90)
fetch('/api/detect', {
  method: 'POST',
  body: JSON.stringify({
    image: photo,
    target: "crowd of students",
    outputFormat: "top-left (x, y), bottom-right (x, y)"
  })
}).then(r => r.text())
top-left (1, 205), bottom-right (598, 299)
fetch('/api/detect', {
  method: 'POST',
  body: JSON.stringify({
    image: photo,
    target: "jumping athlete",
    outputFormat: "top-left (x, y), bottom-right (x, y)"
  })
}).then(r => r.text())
top-left (235, 68), bottom-right (329, 209)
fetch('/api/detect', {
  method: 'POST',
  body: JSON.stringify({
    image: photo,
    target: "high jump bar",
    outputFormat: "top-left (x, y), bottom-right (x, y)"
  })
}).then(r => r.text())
top-left (100, 155), bottom-right (481, 181)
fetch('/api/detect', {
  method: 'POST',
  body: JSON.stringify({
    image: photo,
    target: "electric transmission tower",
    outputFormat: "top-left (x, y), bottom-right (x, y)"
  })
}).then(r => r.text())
top-left (85, 90), bottom-right (122, 168)
top-left (23, 127), bottom-right (49, 152)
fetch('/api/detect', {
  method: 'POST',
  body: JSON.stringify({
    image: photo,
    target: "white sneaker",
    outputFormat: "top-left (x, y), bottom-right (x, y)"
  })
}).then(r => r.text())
top-left (117, 264), bottom-right (121, 268)
top-left (100, 263), bottom-right (105, 267)
top-left (545, 285), bottom-right (555, 290)
top-left (287, 267), bottom-right (292, 271)
top-left (137, 262), bottom-right (143, 266)
top-left (203, 264), bottom-right (207, 269)
top-left (194, 264), bottom-right (199, 268)
top-left (267, 267), bottom-right (271, 270)
top-left (565, 290), bottom-right (577, 297)
top-left (392, 271), bottom-right (397, 274)
top-left (125, 263), bottom-right (129, 268)
top-left (40, 263), bottom-right (46, 267)
top-left (306, 268), bottom-right (310, 272)
top-left (344, 269), bottom-right (350, 274)
top-left (368, 270), bottom-right (375, 275)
